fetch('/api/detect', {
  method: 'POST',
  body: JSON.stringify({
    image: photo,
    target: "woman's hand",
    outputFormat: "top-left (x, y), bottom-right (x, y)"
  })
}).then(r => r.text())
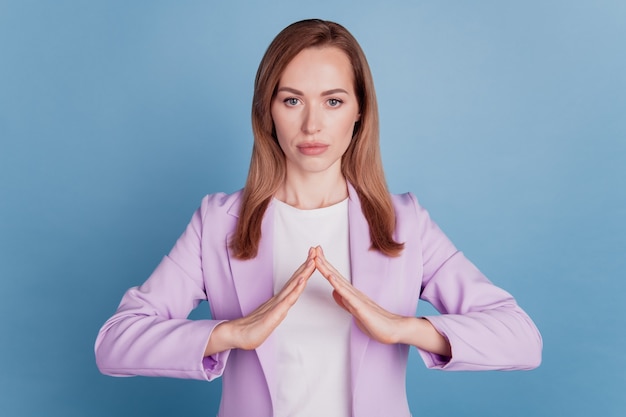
top-left (313, 246), bottom-right (406, 344)
top-left (204, 248), bottom-right (316, 356)
top-left (314, 246), bottom-right (452, 356)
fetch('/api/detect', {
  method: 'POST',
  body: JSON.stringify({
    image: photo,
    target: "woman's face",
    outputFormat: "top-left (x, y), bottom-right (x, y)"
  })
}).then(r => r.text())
top-left (271, 46), bottom-right (361, 178)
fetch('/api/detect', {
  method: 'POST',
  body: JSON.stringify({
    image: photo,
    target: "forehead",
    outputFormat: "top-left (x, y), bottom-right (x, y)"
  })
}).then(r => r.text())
top-left (278, 46), bottom-right (354, 89)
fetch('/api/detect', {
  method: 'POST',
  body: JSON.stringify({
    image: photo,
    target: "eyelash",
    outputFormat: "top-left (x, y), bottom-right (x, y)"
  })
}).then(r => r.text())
top-left (283, 98), bottom-right (343, 107)
top-left (327, 98), bottom-right (343, 107)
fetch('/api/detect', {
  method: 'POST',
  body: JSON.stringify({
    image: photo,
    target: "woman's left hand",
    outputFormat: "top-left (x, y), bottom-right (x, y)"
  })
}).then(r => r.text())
top-left (313, 246), bottom-right (406, 345)
top-left (313, 246), bottom-right (452, 356)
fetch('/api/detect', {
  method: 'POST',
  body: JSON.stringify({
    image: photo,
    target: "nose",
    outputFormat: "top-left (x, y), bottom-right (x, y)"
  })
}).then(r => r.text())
top-left (301, 105), bottom-right (321, 135)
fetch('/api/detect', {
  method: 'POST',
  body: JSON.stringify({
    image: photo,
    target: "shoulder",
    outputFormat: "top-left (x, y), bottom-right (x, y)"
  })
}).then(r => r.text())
top-left (390, 191), bottom-right (457, 255)
top-left (390, 191), bottom-right (420, 217)
top-left (198, 189), bottom-right (243, 218)
top-left (192, 189), bottom-right (244, 236)
top-left (389, 192), bottom-right (421, 236)
top-left (389, 191), bottom-right (436, 240)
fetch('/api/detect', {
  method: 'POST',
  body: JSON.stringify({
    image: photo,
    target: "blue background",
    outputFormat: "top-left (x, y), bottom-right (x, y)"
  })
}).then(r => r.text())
top-left (1, 1), bottom-right (624, 416)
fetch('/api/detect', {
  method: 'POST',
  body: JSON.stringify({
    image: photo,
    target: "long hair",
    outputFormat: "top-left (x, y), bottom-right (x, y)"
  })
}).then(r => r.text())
top-left (230, 19), bottom-right (404, 259)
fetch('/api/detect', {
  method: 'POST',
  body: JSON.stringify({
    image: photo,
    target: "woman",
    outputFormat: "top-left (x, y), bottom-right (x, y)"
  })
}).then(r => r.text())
top-left (95, 19), bottom-right (542, 417)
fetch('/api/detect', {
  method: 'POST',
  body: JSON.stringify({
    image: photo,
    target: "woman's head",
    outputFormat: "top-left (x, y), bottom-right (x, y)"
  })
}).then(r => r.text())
top-left (250, 19), bottom-right (380, 186)
top-left (234, 19), bottom-right (402, 259)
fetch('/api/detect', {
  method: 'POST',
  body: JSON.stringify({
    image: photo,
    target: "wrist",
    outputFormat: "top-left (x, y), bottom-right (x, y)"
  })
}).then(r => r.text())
top-left (204, 320), bottom-right (237, 357)
top-left (395, 316), bottom-right (422, 345)
top-left (401, 316), bottom-right (451, 357)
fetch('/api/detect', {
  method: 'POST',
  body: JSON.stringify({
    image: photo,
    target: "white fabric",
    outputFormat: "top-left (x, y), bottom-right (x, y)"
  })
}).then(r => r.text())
top-left (272, 197), bottom-right (352, 417)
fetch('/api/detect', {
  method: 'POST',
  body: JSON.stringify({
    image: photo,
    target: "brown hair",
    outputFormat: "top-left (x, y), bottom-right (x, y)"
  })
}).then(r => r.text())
top-left (230, 19), bottom-right (404, 259)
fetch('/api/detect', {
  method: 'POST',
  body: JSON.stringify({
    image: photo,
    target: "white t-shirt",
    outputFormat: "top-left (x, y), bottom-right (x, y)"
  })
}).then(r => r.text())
top-left (272, 198), bottom-right (352, 417)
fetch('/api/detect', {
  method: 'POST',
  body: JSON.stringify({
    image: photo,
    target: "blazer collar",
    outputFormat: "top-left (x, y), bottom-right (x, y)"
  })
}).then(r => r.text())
top-left (226, 183), bottom-right (390, 406)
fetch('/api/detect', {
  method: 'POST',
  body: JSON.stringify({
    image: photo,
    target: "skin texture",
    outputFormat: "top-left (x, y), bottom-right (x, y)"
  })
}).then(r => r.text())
top-left (205, 46), bottom-right (451, 358)
top-left (271, 46), bottom-right (360, 210)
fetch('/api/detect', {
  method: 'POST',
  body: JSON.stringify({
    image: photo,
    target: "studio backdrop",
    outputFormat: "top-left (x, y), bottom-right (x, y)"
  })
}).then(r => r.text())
top-left (1, 1), bottom-right (624, 416)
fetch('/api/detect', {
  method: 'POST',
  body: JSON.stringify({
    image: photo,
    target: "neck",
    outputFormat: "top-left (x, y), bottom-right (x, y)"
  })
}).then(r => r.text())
top-left (275, 169), bottom-right (348, 210)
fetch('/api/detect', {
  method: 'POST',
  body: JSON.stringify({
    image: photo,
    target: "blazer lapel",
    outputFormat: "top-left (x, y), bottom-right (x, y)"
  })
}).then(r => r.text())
top-left (225, 186), bottom-right (391, 407)
top-left (347, 184), bottom-right (391, 397)
top-left (227, 198), bottom-right (278, 406)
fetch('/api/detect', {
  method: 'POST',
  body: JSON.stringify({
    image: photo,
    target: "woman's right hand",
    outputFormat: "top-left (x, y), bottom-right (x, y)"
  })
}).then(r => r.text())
top-left (204, 247), bottom-right (316, 356)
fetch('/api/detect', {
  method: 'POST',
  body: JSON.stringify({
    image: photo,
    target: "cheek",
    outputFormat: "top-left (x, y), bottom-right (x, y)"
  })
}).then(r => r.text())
top-left (334, 112), bottom-right (359, 138)
top-left (270, 111), bottom-right (291, 152)
top-left (271, 106), bottom-right (294, 137)
top-left (270, 104), bottom-right (280, 132)
top-left (272, 123), bottom-right (288, 148)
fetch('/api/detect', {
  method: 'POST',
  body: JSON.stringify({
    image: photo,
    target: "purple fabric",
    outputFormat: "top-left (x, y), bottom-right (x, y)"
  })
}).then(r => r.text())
top-left (95, 184), bottom-right (542, 416)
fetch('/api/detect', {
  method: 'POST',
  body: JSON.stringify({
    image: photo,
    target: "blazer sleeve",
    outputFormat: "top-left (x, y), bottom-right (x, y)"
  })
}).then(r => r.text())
top-left (409, 193), bottom-right (543, 371)
top-left (94, 196), bottom-right (231, 381)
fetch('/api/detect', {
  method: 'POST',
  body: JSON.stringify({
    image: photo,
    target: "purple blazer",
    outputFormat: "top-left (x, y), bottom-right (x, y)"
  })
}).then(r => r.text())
top-left (95, 184), bottom-right (542, 417)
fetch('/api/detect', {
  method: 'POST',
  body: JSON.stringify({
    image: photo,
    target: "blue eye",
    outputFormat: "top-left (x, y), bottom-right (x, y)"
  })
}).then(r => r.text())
top-left (284, 98), bottom-right (299, 106)
top-left (327, 98), bottom-right (342, 107)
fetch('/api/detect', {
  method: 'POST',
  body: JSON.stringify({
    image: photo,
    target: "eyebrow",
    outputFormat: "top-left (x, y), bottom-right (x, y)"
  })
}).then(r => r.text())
top-left (276, 87), bottom-right (350, 96)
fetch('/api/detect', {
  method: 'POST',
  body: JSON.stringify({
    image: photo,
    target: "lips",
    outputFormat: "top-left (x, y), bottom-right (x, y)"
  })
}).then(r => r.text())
top-left (297, 143), bottom-right (329, 156)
